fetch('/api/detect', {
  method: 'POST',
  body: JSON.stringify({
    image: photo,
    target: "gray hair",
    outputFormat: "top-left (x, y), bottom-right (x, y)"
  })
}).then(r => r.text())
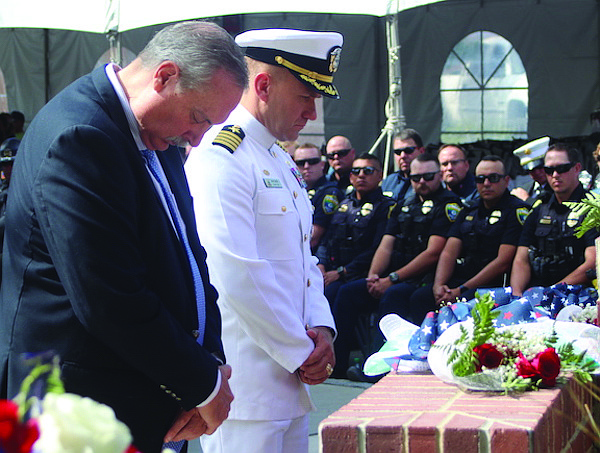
top-left (139, 21), bottom-right (248, 92)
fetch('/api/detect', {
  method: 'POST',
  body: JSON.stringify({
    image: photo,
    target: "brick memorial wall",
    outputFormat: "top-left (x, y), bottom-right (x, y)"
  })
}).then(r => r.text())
top-left (320, 373), bottom-right (598, 452)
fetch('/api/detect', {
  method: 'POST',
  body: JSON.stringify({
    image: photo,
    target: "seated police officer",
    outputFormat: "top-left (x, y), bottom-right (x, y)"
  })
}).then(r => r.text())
top-left (294, 143), bottom-right (343, 252)
top-left (510, 143), bottom-right (599, 296)
top-left (380, 128), bottom-right (425, 202)
top-left (317, 152), bottom-right (394, 305)
top-left (410, 156), bottom-right (530, 324)
top-left (330, 154), bottom-right (461, 380)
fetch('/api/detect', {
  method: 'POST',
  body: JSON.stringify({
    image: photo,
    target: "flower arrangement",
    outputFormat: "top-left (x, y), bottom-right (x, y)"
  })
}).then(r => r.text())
top-left (434, 292), bottom-right (599, 393)
top-left (0, 354), bottom-right (166, 453)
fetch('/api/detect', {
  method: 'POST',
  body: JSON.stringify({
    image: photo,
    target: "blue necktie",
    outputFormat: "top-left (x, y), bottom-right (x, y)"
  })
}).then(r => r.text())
top-left (141, 150), bottom-right (206, 344)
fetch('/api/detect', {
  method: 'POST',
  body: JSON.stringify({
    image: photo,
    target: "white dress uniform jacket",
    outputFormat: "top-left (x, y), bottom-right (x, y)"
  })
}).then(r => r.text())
top-left (185, 105), bottom-right (336, 421)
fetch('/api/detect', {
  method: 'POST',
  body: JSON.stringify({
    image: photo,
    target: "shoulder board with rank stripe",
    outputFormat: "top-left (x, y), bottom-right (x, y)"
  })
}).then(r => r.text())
top-left (212, 125), bottom-right (245, 153)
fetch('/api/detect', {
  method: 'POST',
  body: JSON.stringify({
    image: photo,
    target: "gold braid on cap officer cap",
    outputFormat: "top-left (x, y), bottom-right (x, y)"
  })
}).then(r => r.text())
top-left (241, 46), bottom-right (340, 99)
top-left (274, 56), bottom-right (333, 82)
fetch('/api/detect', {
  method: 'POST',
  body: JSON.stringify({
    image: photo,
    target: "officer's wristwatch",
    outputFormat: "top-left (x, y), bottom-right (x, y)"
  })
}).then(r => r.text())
top-left (336, 266), bottom-right (346, 277)
top-left (388, 272), bottom-right (400, 283)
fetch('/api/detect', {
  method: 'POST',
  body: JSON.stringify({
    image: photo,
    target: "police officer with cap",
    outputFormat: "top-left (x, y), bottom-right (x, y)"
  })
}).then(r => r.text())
top-left (185, 28), bottom-right (342, 453)
top-left (510, 143), bottom-right (599, 296)
top-left (511, 136), bottom-right (552, 207)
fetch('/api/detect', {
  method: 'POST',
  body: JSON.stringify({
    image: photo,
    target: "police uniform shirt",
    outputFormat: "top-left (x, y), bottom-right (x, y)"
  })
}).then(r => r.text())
top-left (323, 187), bottom-right (394, 279)
top-left (385, 187), bottom-right (461, 268)
top-left (450, 190), bottom-right (530, 281)
top-left (519, 184), bottom-right (598, 251)
top-left (385, 187), bottom-right (461, 246)
top-left (308, 176), bottom-right (343, 228)
top-left (381, 170), bottom-right (414, 202)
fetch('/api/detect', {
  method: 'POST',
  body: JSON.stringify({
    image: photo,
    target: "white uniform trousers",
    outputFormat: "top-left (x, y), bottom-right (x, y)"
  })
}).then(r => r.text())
top-left (199, 415), bottom-right (309, 453)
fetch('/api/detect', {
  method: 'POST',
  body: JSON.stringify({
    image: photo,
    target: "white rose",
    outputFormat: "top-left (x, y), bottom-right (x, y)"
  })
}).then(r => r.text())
top-left (33, 392), bottom-right (132, 453)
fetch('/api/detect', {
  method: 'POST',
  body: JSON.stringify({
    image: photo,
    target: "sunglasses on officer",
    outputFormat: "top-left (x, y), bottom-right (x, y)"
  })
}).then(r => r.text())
top-left (474, 173), bottom-right (506, 184)
top-left (543, 162), bottom-right (575, 175)
top-left (350, 166), bottom-right (379, 176)
top-left (393, 146), bottom-right (417, 155)
top-left (294, 157), bottom-right (322, 166)
top-left (326, 148), bottom-right (352, 160)
top-left (409, 172), bottom-right (438, 182)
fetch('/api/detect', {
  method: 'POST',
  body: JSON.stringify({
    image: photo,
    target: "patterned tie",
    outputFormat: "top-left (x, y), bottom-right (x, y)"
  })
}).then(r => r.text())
top-left (141, 150), bottom-right (206, 345)
top-left (142, 151), bottom-right (199, 453)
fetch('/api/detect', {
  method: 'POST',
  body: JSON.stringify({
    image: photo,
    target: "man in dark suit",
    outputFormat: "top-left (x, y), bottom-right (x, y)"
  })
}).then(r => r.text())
top-left (0, 21), bottom-right (248, 453)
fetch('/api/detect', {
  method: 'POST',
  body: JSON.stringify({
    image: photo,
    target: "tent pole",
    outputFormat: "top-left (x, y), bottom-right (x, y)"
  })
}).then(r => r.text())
top-left (368, 9), bottom-right (405, 177)
top-left (106, 30), bottom-right (122, 66)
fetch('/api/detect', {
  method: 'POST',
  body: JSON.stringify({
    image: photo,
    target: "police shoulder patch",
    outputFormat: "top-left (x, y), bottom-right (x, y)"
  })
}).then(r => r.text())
top-left (445, 202), bottom-right (462, 222)
top-left (322, 194), bottom-right (339, 214)
top-left (212, 125), bottom-right (245, 153)
top-left (516, 206), bottom-right (530, 225)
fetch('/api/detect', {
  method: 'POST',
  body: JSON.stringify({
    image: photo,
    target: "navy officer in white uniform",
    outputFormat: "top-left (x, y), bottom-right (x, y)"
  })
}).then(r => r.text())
top-left (185, 29), bottom-right (342, 453)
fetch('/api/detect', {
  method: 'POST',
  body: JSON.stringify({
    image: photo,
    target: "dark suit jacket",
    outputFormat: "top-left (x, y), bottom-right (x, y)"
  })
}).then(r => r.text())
top-left (0, 66), bottom-right (222, 453)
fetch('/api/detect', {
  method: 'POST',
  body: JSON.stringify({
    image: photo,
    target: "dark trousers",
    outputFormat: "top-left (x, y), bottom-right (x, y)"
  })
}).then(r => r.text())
top-left (331, 278), bottom-right (421, 376)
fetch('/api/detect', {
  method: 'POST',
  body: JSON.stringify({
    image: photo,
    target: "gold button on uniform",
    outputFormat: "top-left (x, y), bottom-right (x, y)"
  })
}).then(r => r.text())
top-left (303, 234), bottom-right (308, 241)
top-left (293, 191), bottom-right (298, 198)
top-left (263, 169), bottom-right (270, 175)
top-left (307, 279), bottom-right (311, 287)
top-left (281, 206), bottom-right (287, 212)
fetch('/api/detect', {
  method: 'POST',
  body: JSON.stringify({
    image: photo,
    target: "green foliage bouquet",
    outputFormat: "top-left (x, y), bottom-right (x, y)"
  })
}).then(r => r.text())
top-left (428, 293), bottom-right (600, 393)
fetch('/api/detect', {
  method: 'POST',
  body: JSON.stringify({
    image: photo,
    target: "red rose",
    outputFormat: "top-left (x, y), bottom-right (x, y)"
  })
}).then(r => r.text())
top-left (0, 399), bottom-right (19, 443)
top-left (516, 352), bottom-right (539, 379)
top-left (0, 399), bottom-right (39, 453)
top-left (532, 347), bottom-right (561, 387)
top-left (473, 343), bottom-right (504, 372)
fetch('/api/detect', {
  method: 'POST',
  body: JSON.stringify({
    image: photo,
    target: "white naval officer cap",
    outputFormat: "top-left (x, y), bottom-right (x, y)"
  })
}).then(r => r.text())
top-left (235, 28), bottom-right (343, 99)
top-left (513, 136), bottom-right (550, 171)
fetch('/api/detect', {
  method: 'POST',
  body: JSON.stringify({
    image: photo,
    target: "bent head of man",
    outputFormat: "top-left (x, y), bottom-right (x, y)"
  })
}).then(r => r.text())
top-left (235, 28), bottom-right (343, 141)
top-left (123, 21), bottom-right (248, 151)
top-left (409, 153), bottom-right (442, 199)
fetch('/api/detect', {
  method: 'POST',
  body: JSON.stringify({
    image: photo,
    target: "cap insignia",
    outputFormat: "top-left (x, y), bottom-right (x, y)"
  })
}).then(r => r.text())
top-left (328, 46), bottom-right (342, 73)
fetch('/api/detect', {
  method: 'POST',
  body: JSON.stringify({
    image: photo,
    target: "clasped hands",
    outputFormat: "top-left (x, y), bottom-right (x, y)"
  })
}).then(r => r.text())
top-left (163, 364), bottom-right (234, 443)
top-left (366, 274), bottom-right (392, 299)
top-left (298, 326), bottom-right (335, 385)
top-left (433, 284), bottom-right (461, 305)
top-left (164, 327), bottom-right (336, 442)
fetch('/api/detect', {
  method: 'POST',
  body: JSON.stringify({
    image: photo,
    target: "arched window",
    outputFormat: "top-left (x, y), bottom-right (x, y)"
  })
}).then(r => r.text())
top-left (440, 31), bottom-right (528, 143)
